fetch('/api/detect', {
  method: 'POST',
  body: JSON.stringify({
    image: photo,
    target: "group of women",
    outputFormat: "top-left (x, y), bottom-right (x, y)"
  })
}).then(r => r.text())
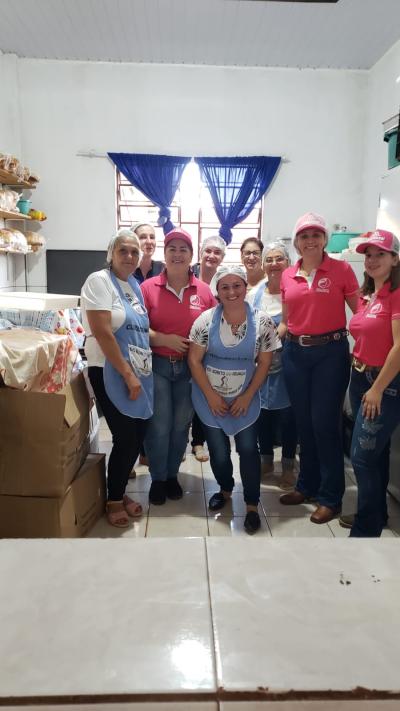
top-left (80, 213), bottom-right (400, 537)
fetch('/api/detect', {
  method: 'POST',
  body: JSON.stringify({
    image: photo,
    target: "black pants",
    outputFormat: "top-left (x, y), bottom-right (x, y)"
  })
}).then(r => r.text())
top-left (191, 412), bottom-right (205, 448)
top-left (88, 367), bottom-right (148, 501)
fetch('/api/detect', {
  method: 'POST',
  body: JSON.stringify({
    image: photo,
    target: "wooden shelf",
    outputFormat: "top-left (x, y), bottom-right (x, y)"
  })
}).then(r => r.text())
top-left (0, 167), bottom-right (37, 188)
top-left (0, 209), bottom-right (31, 221)
top-left (0, 248), bottom-right (34, 255)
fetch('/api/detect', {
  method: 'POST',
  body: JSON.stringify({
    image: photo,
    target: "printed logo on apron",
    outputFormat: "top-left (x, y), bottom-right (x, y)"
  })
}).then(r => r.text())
top-left (206, 365), bottom-right (246, 397)
top-left (128, 344), bottom-right (152, 377)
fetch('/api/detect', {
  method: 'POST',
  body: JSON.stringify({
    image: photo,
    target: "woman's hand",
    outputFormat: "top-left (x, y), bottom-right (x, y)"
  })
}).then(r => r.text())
top-left (164, 334), bottom-right (190, 353)
top-left (206, 391), bottom-right (229, 417)
top-left (362, 386), bottom-right (383, 419)
top-left (230, 392), bottom-right (252, 417)
top-left (124, 371), bottom-right (142, 400)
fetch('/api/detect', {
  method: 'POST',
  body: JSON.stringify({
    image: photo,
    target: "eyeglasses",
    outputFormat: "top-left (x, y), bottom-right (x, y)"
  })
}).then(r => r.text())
top-left (264, 256), bottom-right (286, 264)
top-left (242, 250), bottom-right (261, 258)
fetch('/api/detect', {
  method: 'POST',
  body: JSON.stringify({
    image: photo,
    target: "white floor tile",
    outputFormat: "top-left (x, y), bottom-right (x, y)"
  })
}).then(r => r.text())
top-left (0, 539), bottom-right (216, 696)
top-left (267, 516), bottom-right (334, 538)
top-left (206, 492), bottom-right (253, 518)
top-left (87, 513), bottom-right (148, 538)
top-left (146, 516), bottom-right (209, 537)
top-left (328, 519), bottom-right (397, 538)
top-left (206, 538), bottom-right (400, 692)
top-left (260, 491), bottom-right (317, 517)
top-left (126, 470), bottom-right (152, 493)
top-left (149, 492), bottom-right (206, 518)
top-left (208, 514), bottom-right (271, 537)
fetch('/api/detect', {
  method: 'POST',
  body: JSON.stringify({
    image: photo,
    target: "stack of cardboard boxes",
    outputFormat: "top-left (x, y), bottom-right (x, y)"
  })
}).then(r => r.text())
top-left (0, 373), bottom-right (106, 537)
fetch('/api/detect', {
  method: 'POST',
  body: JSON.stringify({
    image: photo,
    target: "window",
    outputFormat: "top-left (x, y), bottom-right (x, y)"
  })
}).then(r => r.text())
top-left (116, 162), bottom-right (263, 265)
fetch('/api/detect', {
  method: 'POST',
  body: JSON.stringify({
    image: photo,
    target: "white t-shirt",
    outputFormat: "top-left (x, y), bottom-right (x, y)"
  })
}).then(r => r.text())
top-left (189, 306), bottom-right (280, 356)
top-left (80, 269), bottom-right (144, 367)
top-left (247, 283), bottom-right (283, 319)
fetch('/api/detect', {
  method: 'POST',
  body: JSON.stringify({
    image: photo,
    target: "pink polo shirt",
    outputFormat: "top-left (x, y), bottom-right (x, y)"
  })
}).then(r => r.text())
top-left (281, 254), bottom-right (359, 335)
top-left (141, 271), bottom-right (216, 357)
top-left (349, 284), bottom-right (400, 366)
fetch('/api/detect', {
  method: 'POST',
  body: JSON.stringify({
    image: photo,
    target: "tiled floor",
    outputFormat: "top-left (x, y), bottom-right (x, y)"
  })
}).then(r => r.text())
top-left (89, 418), bottom-right (400, 539)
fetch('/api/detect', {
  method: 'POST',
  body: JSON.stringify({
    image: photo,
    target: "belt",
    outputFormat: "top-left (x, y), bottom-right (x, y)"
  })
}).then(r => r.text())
top-left (352, 357), bottom-right (381, 373)
top-left (156, 354), bottom-right (187, 362)
top-left (287, 329), bottom-right (348, 347)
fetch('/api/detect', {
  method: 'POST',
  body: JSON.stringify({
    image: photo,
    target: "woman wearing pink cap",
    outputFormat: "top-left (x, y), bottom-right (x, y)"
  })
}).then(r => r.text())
top-left (140, 228), bottom-right (216, 505)
top-left (347, 230), bottom-right (400, 537)
top-left (279, 213), bottom-right (359, 524)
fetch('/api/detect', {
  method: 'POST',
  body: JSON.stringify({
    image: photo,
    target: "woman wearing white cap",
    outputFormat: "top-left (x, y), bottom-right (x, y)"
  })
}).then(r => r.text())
top-left (188, 265), bottom-right (280, 534)
top-left (80, 229), bottom-right (153, 527)
top-left (279, 213), bottom-right (359, 524)
top-left (248, 241), bottom-right (297, 490)
top-left (346, 230), bottom-right (400, 537)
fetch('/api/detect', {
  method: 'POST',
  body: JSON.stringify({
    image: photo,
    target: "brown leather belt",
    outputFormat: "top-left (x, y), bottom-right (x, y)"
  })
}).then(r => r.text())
top-left (156, 354), bottom-right (186, 362)
top-left (287, 329), bottom-right (348, 347)
top-left (352, 357), bottom-right (381, 373)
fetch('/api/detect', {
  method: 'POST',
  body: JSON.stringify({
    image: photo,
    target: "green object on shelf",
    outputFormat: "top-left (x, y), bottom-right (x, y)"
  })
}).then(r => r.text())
top-left (384, 130), bottom-right (400, 170)
top-left (326, 232), bottom-right (360, 253)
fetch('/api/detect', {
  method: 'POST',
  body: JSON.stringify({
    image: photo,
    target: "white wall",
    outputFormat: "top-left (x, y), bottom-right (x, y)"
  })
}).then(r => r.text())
top-left (362, 38), bottom-right (400, 231)
top-left (2, 56), bottom-right (369, 288)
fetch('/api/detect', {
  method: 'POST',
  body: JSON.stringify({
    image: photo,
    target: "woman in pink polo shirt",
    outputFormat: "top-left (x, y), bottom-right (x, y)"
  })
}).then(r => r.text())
top-left (140, 228), bottom-right (216, 506)
top-left (347, 230), bottom-right (400, 537)
top-left (279, 213), bottom-right (359, 524)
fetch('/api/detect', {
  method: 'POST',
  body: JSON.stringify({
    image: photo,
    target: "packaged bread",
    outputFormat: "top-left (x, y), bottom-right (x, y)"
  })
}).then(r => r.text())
top-left (28, 172), bottom-right (40, 185)
top-left (0, 228), bottom-right (28, 253)
top-left (24, 230), bottom-right (46, 252)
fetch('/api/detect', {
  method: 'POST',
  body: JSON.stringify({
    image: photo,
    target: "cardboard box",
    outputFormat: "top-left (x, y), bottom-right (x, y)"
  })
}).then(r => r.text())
top-left (0, 372), bottom-right (90, 497)
top-left (0, 454), bottom-right (106, 538)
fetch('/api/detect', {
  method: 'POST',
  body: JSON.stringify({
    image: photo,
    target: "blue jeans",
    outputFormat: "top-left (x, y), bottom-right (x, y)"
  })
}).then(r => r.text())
top-left (203, 422), bottom-right (260, 505)
top-left (144, 355), bottom-right (193, 482)
top-left (282, 338), bottom-right (350, 509)
top-left (349, 369), bottom-right (400, 537)
top-left (257, 406), bottom-right (297, 459)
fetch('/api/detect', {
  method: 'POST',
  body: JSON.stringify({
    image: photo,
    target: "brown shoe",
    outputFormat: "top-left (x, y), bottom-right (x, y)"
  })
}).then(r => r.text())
top-left (310, 505), bottom-right (341, 525)
top-left (280, 490), bottom-right (313, 505)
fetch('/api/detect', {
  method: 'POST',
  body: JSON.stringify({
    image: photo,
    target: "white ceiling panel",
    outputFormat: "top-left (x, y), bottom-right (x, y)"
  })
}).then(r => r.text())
top-left (0, 0), bottom-right (399, 69)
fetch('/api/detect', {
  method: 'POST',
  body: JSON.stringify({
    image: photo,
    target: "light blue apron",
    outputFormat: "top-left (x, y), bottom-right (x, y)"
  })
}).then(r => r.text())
top-left (253, 281), bottom-right (290, 411)
top-left (103, 271), bottom-right (153, 419)
top-left (192, 302), bottom-right (260, 435)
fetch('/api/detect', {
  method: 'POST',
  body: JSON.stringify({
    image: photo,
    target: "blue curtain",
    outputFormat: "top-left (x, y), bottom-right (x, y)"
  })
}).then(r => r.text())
top-left (108, 152), bottom-right (191, 233)
top-left (194, 156), bottom-right (281, 244)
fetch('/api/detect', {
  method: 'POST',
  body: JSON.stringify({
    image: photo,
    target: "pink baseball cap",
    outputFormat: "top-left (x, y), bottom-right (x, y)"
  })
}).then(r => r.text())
top-left (164, 228), bottom-right (193, 251)
top-left (293, 212), bottom-right (328, 238)
top-left (356, 229), bottom-right (399, 255)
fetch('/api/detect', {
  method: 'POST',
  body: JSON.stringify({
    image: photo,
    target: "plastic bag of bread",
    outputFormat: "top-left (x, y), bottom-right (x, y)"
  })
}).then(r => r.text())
top-left (0, 228), bottom-right (28, 253)
top-left (24, 230), bottom-right (46, 252)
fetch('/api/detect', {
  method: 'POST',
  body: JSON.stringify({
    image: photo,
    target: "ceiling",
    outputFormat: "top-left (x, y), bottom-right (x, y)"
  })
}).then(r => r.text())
top-left (0, 0), bottom-right (399, 70)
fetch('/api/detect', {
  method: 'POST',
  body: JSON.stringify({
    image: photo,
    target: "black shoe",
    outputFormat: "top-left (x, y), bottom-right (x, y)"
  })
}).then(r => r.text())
top-left (166, 478), bottom-right (183, 500)
top-left (149, 481), bottom-right (167, 505)
top-left (244, 511), bottom-right (261, 535)
top-left (208, 492), bottom-right (228, 511)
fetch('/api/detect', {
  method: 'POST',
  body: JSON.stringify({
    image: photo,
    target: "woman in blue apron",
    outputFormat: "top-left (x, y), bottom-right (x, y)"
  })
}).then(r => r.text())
top-left (81, 229), bottom-right (153, 528)
top-left (189, 265), bottom-right (280, 534)
top-left (248, 241), bottom-right (298, 490)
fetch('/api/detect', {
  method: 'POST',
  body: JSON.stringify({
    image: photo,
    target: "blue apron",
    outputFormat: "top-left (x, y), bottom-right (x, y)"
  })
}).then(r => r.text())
top-left (103, 271), bottom-right (153, 419)
top-left (253, 281), bottom-right (290, 411)
top-left (192, 302), bottom-right (260, 436)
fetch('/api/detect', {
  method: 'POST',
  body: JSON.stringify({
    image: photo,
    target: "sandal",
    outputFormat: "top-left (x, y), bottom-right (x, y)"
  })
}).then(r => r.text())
top-left (123, 494), bottom-right (143, 518)
top-left (106, 501), bottom-right (130, 528)
top-left (192, 445), bottom-right (209, 462)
